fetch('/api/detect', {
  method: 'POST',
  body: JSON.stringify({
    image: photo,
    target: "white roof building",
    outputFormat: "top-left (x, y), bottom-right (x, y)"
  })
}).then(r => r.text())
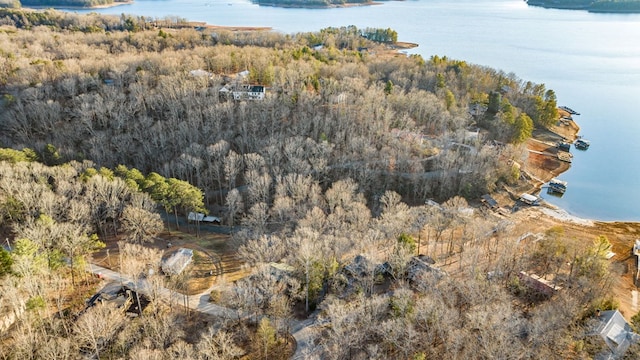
top-left (592, 310), bottom-right (640, 359)
top-left (162, 248), bottom-right (194, 276)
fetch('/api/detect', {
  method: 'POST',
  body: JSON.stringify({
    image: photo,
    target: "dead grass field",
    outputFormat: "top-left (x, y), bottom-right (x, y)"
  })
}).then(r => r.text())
top-left (93, 229), bottom-right (247, 296)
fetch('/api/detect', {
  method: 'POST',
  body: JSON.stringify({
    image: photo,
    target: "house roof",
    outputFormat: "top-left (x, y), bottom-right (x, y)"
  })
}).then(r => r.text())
top-left (86, 282), bottom-right (149, 315)
top-left (481, 194), bottom-right (498, 208)
top-left (520, 193), bottom-right (538, 203)
top-left (161, 248), bottom-right (193, 275)
top-left (593, 310), bottom-right (640, 359)
top-left (189, 69), bottom-right (212, 78)
top-left (407, 256), bottom-right (445, 283)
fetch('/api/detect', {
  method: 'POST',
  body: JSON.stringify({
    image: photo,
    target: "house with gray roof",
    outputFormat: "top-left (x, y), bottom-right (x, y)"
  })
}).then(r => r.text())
top-left (592, 310), bottom-right (640, 359)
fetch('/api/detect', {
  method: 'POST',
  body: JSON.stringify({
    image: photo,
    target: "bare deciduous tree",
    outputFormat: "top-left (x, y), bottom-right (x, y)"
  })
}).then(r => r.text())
top-left (196, 328), bottom-right (244, 360)
top-left (120, 205), bottom-right (163, 244)
top-left (74, 302), bottom-right (125, 360)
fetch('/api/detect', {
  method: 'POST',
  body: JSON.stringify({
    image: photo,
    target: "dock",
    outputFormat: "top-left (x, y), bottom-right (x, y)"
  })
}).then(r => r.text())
top-left (549, 178), bottom-right (568, 194)
top-left (575, 138), bottom-right (590, 150)
top-left (559, 106), bottom-right (580, 116)
top-left (557, 151), bottom-right (573, 163)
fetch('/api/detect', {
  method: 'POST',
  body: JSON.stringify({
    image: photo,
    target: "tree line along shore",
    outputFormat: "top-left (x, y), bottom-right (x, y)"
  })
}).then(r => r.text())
top-left (526, 0), bottom-right (640, 13)
top-left (0, 0), bottom-right (378, 9)
top-left (2, 8), bottom-right (640, 359)
top-left (3, 0), bottom-right (640, 12)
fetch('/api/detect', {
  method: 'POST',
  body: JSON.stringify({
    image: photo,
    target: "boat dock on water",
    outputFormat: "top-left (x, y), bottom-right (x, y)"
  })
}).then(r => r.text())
top-left (549, 178), bottom-right (568, 194)
top-left (559, 106), bottom-right (580, 116)
top-left (575, 138), bottom-right (590, 150)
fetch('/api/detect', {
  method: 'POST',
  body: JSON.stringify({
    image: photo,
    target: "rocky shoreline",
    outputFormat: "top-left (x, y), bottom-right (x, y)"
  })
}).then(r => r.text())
top-left (524, 108), bottom-right (580, 191)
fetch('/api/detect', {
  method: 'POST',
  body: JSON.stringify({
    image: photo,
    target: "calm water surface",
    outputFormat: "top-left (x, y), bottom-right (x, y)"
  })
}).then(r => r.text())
top-left (68, 0), bottom-right (640, 221)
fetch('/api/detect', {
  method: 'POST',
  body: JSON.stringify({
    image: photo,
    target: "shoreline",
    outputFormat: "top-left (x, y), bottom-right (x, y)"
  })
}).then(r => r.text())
top-left (524, 108), bottom-right (579, 192)
top-left (523, 109), bottom-right (639, 225)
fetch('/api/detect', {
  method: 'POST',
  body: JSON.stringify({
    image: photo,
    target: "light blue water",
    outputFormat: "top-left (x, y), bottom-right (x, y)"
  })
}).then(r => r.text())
top-left (67, 0), bottom-right (640, 221)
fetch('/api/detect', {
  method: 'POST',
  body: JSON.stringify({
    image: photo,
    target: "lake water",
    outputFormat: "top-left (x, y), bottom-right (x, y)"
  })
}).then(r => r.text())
top-left (67, 0), bottom-right (640, 221)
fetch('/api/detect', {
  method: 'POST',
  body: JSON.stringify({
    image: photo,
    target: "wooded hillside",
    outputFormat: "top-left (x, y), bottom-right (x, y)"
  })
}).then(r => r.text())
top-left (0, 11), bottom-right (558, 206)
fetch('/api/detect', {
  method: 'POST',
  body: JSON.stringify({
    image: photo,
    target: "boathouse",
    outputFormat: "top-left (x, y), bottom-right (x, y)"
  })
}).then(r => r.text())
top-left (519, 193), bottom-right (539, 206)
top-left (549, 178), bottom-right (567, 194)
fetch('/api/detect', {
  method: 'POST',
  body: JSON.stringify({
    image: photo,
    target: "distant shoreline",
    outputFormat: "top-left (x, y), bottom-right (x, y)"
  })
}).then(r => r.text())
top-left (526, 0), bottom-right (640, 14)
top-left (23, 1), bottom-right (132, 10)
top-left (253, 0), bottom-right (383, 9)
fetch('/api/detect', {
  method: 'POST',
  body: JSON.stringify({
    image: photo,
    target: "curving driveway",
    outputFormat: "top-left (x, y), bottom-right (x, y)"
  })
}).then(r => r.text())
top-left (88, 264), bottom-right (322, 358)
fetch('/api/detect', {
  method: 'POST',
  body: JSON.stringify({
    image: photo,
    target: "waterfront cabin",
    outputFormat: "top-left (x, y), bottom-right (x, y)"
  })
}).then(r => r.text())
top-left (575, 138), bottom-right (590, 150)
top-left (549, 178), bottom-right (568, 194)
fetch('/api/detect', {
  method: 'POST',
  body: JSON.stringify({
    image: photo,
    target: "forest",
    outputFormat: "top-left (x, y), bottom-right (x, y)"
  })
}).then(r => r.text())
top-left (0, 0), bottom-right (129, 9)
top-left (1, 8), bottom-right (636, 359)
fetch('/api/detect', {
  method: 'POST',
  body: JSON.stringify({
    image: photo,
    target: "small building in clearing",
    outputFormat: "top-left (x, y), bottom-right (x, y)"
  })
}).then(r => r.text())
top-left (162, 248), bottom-right (194, 276)
top-left (188, 212), bottom-right (220, 223)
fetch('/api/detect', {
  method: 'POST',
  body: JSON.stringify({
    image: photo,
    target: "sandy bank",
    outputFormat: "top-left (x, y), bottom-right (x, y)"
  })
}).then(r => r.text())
top-left (537, 206), bottom-right (595, 227)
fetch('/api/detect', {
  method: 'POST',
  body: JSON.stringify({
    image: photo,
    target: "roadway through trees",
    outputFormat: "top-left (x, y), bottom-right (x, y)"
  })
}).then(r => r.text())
top-left (87, 263), bottom-right (321, 358)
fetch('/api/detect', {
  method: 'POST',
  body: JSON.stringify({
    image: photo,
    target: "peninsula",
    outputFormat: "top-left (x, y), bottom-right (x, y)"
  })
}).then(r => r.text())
top-left (526, 0), bottom-right (640, 13)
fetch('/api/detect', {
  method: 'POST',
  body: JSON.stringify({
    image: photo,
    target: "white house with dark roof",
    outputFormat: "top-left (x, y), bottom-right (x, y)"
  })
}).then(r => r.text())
top-left (220, 84), bottom-right (266, 101)
top-left (234, 85), bottom-right (265, 101)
